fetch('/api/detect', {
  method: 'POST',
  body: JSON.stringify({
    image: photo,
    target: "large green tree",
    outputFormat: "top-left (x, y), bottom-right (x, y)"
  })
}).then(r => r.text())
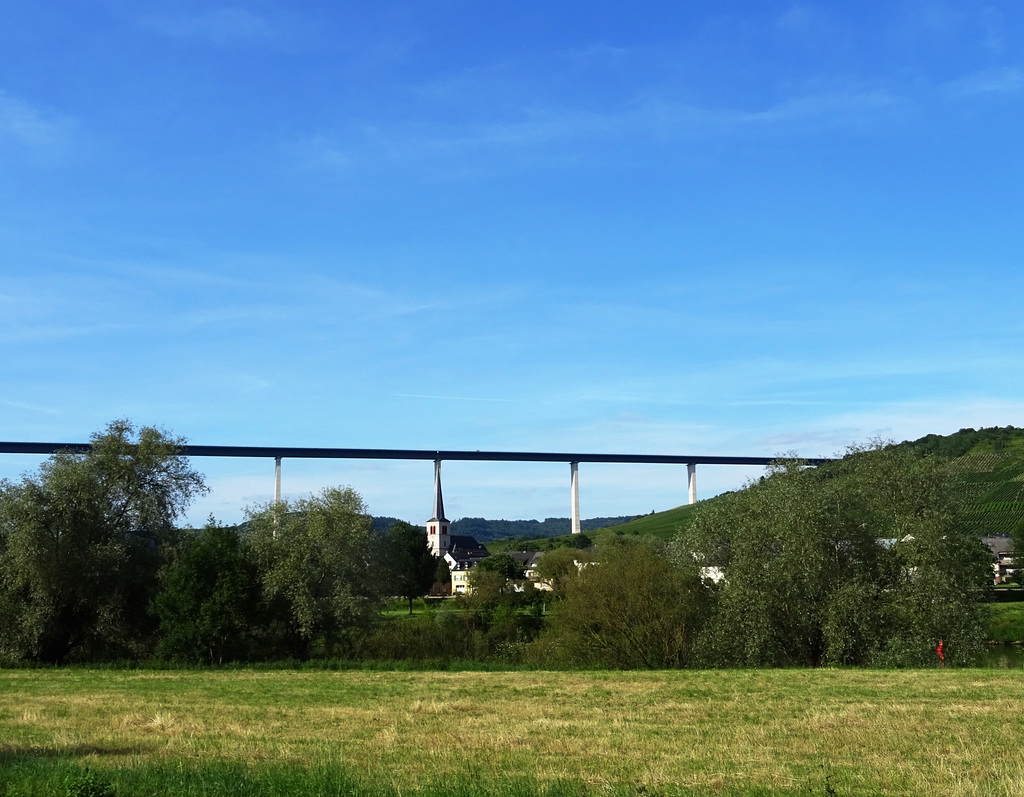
top-left (672, 443), bottom-right (991, 667)
top-left (152, 520), bottom-right (265, 664)
top-left (242, 487), bottom-right (379, 658)
top-left (380, 520), bottom-right (436, 614)
top-left (0, 420), bottom-right (206, 663)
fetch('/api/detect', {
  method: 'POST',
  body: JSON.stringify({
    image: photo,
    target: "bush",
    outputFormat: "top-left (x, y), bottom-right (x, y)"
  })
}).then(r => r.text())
top-left (529, 538), bottom-right (708, 668)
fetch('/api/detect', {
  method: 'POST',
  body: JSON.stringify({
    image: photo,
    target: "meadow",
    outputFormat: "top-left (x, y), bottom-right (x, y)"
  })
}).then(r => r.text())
top-left (3, 667), bottom-right (1024, 796)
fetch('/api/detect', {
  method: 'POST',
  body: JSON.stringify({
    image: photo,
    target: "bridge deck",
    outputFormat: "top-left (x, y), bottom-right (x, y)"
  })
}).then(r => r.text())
top-left (0, 442), bottom-right (829, 466)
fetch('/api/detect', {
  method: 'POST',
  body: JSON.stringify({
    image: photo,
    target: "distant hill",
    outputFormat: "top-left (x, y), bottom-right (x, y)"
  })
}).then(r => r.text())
top-left (373, 427), bottom-right (1024, 551)
top-left (450, 516), bottom-right (636, 543)
top-left (593, 504), bottom-right (702, 541)
top-left (370, 515), bottom-right (636, 542)
top-left (542, 426), bottom-right (1024, 547)
top-left (370, 516), bottom-right (407, 533)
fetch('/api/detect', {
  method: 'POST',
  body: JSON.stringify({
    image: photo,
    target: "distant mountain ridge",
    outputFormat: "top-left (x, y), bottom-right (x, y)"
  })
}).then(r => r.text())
top-left (450, 516), bottom-right (636, 542)
top-left (371, 427), bottom-right (1024, 547)
top-left (370, 515), bottom-right (636, 542)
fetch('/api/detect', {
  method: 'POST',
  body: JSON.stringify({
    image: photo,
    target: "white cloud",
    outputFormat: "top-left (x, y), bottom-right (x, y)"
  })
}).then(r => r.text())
top-left (772, 398), bottom-right (1024, 454)
top-left (295, 83), bottom-right (909, 178)
top-left (776, 3), bottom-right (835, 41)
top-left (982, 7), bottom-right (1006, 54)
top-left (0, 321), bottom-right (132, 345)
top-left (0, 91), bottom-right (75, 154)
top-left (393, 394), bottom-right (519, 404)
top-left (139, 8), bottom-right (274, 46)
top-left (0, 398), bottom-right (61, 416)
top-left (943, 67), bottom-right (1024, 98)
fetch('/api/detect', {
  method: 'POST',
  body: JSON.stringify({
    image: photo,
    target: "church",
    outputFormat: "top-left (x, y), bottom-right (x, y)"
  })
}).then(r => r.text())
top-left (426, 460), bottom-right (489, 593)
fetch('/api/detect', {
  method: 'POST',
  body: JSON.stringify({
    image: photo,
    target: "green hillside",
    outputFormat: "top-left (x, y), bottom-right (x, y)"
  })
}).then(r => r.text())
top-left (898, 426), bottom-right (1024, 537)
top-left (490, 427), bottom-right (1024, 553)
top-left (589, 502), bottom-right (701, 541)
top-left (589, 426), bottom-right (1024, 546)
top-left (488, 499), bottom-right (709, 552)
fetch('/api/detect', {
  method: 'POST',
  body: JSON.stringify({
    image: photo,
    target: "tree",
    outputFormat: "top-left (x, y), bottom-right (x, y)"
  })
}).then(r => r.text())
top-left (466, 553), bottom-right (526, 606)
top-left (532, 538), bottom-right (708, 669)
top-left (152, 520), bottom-right (264, 664)
top-left (433, 558), bottom-right (452, 595)
top-left (242, 487), bottom-right (379, 658)
top-left (533, 547), bottom-right (590, 598)
top-left (380, 521), bottom-right (436, 614)
top-left (672, 443), bottom-right (991, 667)
top-left (475, 553), bottom-right (521, 580)
top-left (0, 420), bottom-right (206, 663)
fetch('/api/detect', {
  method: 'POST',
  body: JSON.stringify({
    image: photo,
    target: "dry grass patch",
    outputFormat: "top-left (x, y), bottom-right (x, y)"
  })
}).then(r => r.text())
top-left (2, 668), bottom-right (1024, 795)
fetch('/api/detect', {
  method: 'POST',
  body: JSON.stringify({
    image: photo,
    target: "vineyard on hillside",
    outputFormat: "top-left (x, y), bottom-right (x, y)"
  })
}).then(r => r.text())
top-left (906, 427), bottom-right (1024, 538)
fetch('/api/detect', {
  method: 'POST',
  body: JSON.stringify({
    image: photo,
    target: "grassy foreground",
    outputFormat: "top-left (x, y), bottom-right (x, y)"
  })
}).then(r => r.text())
top-left (2, 668), bottom-right (1024, 796)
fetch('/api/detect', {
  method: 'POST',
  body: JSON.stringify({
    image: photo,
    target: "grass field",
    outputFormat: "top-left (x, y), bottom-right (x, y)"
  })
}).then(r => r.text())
top-left (3, 668), bottom-right (1024, 796)
top-left (985, 603), bottom-right (1024, 643)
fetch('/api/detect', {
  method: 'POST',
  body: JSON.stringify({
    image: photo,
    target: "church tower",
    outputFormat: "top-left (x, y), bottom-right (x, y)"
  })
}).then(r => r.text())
top-left (426, 459), bottom-right (450, 558)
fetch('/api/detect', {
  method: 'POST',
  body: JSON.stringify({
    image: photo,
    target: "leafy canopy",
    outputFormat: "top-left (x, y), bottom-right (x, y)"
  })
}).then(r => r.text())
top-left (0, 420), bottom-right (206, 663)
top-left (242, 487), bottom-right (379, 658)
top-left (671, 442), bottom-right (991, 667)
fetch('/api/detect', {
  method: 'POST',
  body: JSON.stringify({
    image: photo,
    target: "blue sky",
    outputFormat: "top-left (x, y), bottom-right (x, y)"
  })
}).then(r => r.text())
top-left (3, 1), bottom-right (1024, 527)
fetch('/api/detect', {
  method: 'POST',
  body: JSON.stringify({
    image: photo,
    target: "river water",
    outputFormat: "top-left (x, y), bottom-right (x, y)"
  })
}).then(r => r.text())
top-left (982, 646), bottom-right (1024, 668)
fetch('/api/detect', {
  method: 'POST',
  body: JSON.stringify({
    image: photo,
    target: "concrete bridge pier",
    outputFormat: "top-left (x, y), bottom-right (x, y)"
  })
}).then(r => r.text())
top-left (274, 456), bottom-right (282, 503)
top-left (570, 461), bottom-right (580, 534)
top-left (687, 463), bottom-right (697, 505)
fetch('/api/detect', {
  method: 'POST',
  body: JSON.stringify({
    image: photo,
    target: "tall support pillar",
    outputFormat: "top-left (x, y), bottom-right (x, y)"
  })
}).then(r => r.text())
top-left (687, 463), bottom-right (697, 505)
top-left (570, 461), bottom-right (581, 535)
top-left (274, 457), bottom-right (282, 503)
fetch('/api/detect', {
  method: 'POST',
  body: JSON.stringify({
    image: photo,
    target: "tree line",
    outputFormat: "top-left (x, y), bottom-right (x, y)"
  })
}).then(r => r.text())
top-left (0, 422), bottom-right (995, 668)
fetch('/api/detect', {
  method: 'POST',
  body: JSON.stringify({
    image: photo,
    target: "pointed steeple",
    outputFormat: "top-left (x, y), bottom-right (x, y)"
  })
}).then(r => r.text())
top-left (430, 458), bottom-right (447, 522)
top-left (426, 458), bottom-right (451, 557)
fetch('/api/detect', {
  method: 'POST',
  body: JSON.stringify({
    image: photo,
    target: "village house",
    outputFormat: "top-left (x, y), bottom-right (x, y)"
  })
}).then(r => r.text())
top-left (444, 536), bottom-right (491, 594)
top-left (981, 536), bottom-right (1017, 584)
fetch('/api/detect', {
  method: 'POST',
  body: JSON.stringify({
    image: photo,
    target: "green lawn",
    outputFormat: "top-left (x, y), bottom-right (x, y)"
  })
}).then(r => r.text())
top-left (592, 503), bottom-right (698, 541)
top-left (3, 667), bottom-right (1024, 796)
top-left (985, 602), bottom-right (1024, 643)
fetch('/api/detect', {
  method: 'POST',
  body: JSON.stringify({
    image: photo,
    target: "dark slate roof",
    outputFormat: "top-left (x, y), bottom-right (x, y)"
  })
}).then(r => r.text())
top-left (507, 551), bottom-right (544, 569)
top-left (444, 534), bottom-right (490, 570)
top-left (449, 534), bottom-right (487, 553)
top-left (982, 536), bottom-right (1015, 556)
top-left (447, 551), bottom-right (490, 570)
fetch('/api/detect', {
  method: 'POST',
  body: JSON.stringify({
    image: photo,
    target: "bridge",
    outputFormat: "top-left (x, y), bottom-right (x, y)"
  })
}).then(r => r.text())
top-left (0, 442), bottom-right (831, 533)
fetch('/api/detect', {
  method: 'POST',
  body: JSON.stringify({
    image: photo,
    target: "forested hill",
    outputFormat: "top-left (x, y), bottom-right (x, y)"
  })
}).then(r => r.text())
top-left (451, 516), bottom-right (637, 541)
top-left (371, 515), bottom-right (636, 542)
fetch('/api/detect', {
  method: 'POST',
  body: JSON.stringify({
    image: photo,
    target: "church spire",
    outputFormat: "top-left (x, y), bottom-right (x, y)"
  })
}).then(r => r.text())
top-left (426, 458), bottom-right (450, 557)
top-left (431, 458), bottom-right (446, 522)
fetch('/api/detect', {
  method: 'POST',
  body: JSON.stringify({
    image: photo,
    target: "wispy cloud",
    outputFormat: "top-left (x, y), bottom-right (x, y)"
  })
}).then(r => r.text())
top-left (0, 398), bottom-right (61, 416)
top-left (764, 398), bottom-right (1024, 455)
top-left (296, 84), bottom-right (908, 177)
top-left (0, 90), bottom-right (75, 154)
top-left (775, 3), bottom-right (835, 40)
top-left (393, 394), bottom-right (519, 403)
top-left (139, 8), bottom-right (275, 47)
top-left (943, 67), bottom-right (1024, 98)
